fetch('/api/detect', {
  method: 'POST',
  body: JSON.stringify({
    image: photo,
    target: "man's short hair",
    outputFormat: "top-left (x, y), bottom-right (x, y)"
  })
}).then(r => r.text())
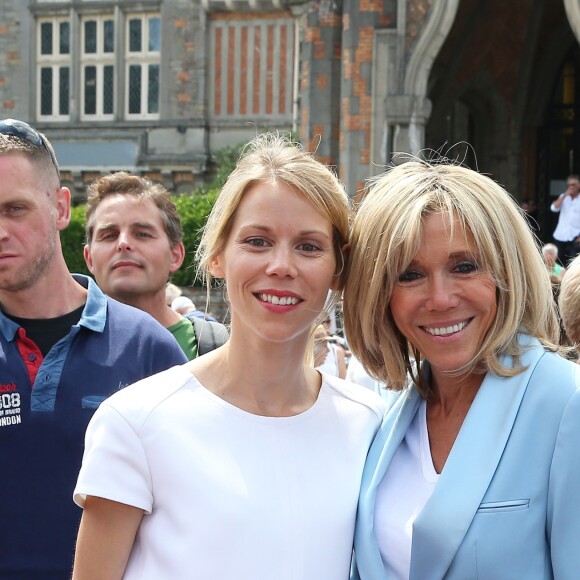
top-left (85, 172), bottom-right (182, 247)
top-left (0, 119), bottom-right (60, 190)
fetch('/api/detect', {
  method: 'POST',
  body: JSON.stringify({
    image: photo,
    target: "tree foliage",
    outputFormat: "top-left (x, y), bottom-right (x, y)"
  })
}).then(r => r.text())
top-left (60, 205), bottom-right (91, 277)
top-left (172, 188), bottom-right (219, 286)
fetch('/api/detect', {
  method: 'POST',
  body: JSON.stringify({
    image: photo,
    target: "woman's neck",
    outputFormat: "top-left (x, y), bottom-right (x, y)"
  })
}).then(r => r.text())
top-left (425, 369), bottom-right (485, 473)
top-left (428, 368), bottom-right (484, 413)
top-left (187, 333), bottom-right (322, 417)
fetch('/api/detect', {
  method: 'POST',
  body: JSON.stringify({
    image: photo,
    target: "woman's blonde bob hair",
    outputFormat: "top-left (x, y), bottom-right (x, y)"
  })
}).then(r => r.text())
top-left (343, 160), bottom-right (560, 396)
top-left (197, 132), bottom-right (351, 302)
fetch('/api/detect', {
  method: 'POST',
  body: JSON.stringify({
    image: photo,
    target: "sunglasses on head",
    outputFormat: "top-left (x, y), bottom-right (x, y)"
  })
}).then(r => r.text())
top-left (0, 118), bottom-right (59, 173)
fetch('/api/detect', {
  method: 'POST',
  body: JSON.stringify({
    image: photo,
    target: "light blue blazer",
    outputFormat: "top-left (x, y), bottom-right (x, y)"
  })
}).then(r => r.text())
top-left (352, 336), bottom-right (580, 580)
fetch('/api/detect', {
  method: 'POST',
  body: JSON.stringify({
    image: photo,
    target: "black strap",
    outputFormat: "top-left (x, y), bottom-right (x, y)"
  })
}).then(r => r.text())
top-left (190, 317), bottom-right (229, 356)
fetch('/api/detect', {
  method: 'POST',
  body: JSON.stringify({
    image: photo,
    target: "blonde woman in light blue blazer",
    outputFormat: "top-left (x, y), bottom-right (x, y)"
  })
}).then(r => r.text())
top-left (344, 161), bottom-right (580, 580)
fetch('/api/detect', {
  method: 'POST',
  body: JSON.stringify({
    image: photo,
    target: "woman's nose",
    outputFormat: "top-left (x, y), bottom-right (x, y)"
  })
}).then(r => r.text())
top-left (425, 274), bottom-right (460, 310)
top-left (265, 246), bottom-right (298, 278)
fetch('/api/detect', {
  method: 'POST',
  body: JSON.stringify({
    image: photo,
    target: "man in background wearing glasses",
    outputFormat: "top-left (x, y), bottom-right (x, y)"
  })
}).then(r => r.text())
top-left (0, 119), bottom-right (187, 579)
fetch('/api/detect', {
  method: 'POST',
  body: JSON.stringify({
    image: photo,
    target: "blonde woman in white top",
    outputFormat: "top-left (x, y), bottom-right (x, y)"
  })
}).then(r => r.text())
top-left (72, 133), bottom-right (385, 580)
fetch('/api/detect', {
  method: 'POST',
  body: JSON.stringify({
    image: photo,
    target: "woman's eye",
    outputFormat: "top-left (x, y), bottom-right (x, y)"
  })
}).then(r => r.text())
top-left (298, 243), bottom-right (321, 252)
top-left (246, 238), bottom-right (269, 248)
top-left (454, 261), bottom-right (478, 274)
top-left (398, 270), bottom-right (422, 283)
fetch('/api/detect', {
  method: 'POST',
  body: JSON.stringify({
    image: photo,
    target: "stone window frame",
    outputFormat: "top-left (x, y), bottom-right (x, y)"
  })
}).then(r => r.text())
top-left (80, 13), bottom-right (116, 121)
top-left (33, 1), bottom-right (162, 123)
top-left (37, 15), bottom-right (71, 120)
top-left (124, 12), bottom-right (161, 120)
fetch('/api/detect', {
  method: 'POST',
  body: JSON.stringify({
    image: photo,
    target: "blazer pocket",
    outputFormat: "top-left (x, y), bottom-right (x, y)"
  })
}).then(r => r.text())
top-left (477, 499), bottom-right (530, 513)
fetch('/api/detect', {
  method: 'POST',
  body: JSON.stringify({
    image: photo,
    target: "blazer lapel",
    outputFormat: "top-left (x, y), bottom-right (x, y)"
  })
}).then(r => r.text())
top-left (410, 337), bottom-right (545, 579)
top-left (355, 387), bottom-right (423, 578)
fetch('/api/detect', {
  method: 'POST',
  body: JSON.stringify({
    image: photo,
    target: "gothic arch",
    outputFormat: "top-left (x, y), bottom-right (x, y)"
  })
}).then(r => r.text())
top-left (404, 0), bottom-right (460, 96)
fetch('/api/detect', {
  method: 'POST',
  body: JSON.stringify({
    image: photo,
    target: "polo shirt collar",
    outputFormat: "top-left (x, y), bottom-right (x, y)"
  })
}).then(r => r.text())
top-left (0, 273), bottom-right (108, 340)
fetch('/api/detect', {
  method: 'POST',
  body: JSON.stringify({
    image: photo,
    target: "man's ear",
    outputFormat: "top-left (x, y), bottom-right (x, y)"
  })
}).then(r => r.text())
top-left (55, 186), bottom-right (71, 231)
top-left (83, 244), bottom-right (94, 273)
top-left (169, 242), bottom-right (186, 274)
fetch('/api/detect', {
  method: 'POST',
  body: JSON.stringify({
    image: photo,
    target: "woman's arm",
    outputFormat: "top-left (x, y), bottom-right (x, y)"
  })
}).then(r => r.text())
top-left (72, 496), bottom-right (144, 580)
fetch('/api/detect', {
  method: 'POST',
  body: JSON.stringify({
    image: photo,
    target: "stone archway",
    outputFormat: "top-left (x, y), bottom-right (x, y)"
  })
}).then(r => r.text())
top-left (369, 0), bottom-right (459, 176)
top-left (404, 0), bottom-right (459, 98)
top-left (424, 0), bottom-right (579, 202)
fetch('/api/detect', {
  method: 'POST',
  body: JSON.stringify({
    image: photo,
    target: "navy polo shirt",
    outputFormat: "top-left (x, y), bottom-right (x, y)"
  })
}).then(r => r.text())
top-left (0, 274), bottom-right (187, 579)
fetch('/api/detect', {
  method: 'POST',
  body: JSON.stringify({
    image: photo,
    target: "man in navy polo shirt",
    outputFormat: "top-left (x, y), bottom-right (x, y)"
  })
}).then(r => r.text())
top-left (0, 119), bottom-right (187, 579)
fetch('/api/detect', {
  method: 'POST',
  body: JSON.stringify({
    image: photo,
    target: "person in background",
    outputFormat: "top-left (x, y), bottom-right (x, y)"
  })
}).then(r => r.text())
top-left (550, 174), bottom-right (580, 266)
top-left (345, 355), bottom-right (386, 393)
top-left (519, 197), bottom-right (539, 235)
top-left (0, 118), bottom-right (186, 580)
top-left (313, 323), bottom-right (348, 379)
top-left (171, 295), bottom-right (202, 318)
top-left (171, 295), bottom-right (218, 321)
top-left (542, 243), bottom-right (566, 283)
top-left (84, 172), bottom-right (227, 360)
top-left (541, 243), bottom-right (567, 344)
top-left (322, 311), bottom-right (349, 348)
top-left (558, 256), bottom-right (580, 357)
top-left (71, 133), bottom-right (385, 580)
top-left (165, 281), bottom-right (182, 306)
top-left (344, 160), bottom-right (580, 579)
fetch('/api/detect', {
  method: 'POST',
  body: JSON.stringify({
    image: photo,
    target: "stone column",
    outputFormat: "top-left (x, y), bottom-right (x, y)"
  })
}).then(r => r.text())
top-left (298, 0), bottom-right (343, 167)
top-left (386, 94), bottom-right (432, 160)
